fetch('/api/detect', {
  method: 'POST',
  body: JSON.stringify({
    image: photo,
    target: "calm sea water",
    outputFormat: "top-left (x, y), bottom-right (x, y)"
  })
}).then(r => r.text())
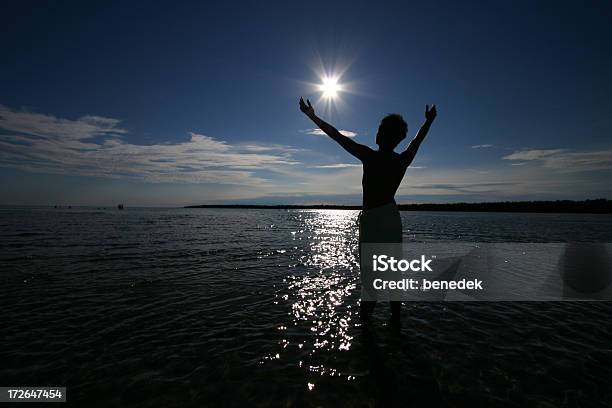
top-left (1, 207), bottom-right (611, 407)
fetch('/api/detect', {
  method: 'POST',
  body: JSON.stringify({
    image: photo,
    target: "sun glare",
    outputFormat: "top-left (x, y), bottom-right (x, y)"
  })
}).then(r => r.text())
top-left (304, 62), bottom-right (353, 112)
top-left (319, 76), bottom-right (340, 99)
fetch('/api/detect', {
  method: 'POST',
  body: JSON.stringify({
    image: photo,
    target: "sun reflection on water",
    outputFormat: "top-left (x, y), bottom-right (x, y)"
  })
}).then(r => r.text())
top-left (266, 209), bottom-right (362, 384)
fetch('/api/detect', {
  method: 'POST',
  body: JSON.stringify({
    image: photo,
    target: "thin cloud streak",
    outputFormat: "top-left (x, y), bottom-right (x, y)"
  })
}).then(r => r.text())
top-left (302, 128), bottom-right (357, 137)
top-left (313, 163), bottom-right (361, 169)
top-left (503, 148), bottom-right (612, 172)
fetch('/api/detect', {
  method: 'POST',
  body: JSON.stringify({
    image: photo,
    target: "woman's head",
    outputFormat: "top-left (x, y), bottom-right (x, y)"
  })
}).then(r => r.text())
top-left (376, 113), bottom-right (407, 151)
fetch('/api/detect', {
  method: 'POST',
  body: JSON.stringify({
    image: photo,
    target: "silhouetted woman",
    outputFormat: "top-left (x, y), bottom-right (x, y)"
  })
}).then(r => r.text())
top-left (299, 97), bottom-right (437, 323)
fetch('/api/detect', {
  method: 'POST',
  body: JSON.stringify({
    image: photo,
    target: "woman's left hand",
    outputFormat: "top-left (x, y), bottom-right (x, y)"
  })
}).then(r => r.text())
top-left (425, 104), bottom-right (437, 122)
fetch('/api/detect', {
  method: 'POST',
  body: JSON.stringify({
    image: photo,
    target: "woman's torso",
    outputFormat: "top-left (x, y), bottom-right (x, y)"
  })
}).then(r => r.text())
top-left (361, 151), bottom-right (408, 210)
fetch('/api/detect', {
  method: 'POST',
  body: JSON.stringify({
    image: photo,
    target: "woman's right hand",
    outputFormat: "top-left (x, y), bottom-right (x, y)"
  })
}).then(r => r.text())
top-left (299, 97), bottom-right (315, 118)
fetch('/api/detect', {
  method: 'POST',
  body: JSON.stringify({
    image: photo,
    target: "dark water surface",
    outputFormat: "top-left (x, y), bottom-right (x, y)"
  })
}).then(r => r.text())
top-left (1, 207), bottom-right (611, 407)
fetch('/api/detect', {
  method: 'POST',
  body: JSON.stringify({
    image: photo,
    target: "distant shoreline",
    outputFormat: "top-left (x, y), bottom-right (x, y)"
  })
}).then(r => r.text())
top-left (185, 199), bottom-right (612, 214)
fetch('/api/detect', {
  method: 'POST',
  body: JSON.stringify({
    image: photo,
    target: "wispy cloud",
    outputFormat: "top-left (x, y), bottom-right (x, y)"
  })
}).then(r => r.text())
top-left (0, 105), bottom-right (298, 184)
top-left (410, 181), bottom-right (518, 194)
top-left (311, 163), bottom-right (426, 170)
top-left (313, 163), bottom-right (361, 169)
top-left (502, 148), bottom-right (612, 172)
top-left (471, 144), bottom-right (494, 149)
top-left (503, 149), bottom-right (566, 161)
top-left (303, 128), bottom-right (357, 137)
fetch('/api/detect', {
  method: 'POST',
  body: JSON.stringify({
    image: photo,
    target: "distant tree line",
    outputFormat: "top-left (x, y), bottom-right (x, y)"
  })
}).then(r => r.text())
top-left (396, 199), bottom-right (611, 213)
top-left (186, 199), bottom-right (611, 214)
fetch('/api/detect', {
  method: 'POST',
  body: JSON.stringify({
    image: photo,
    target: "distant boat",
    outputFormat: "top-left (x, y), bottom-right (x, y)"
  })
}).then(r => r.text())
top-left (117, 204), bottom-right (124, 210)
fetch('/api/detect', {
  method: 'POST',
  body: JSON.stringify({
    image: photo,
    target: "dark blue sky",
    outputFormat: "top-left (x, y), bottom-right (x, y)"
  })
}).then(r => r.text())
top-left (1, 1), bottom-right (611, 205)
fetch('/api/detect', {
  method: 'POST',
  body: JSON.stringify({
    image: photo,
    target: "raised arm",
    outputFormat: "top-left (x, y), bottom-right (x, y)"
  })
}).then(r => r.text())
top-left (299, 97), bottom-right (372, 161)
top-left (400, 104), bottom-right (437, 167)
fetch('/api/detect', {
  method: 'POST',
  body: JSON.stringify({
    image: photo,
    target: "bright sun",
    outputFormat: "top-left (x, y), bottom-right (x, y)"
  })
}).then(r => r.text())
top-left (319, 76), bottom-right (340, 99)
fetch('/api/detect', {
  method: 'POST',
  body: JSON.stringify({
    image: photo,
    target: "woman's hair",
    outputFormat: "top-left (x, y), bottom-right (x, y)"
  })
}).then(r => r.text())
top-left (377, 114), bottom-right (408, 149)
